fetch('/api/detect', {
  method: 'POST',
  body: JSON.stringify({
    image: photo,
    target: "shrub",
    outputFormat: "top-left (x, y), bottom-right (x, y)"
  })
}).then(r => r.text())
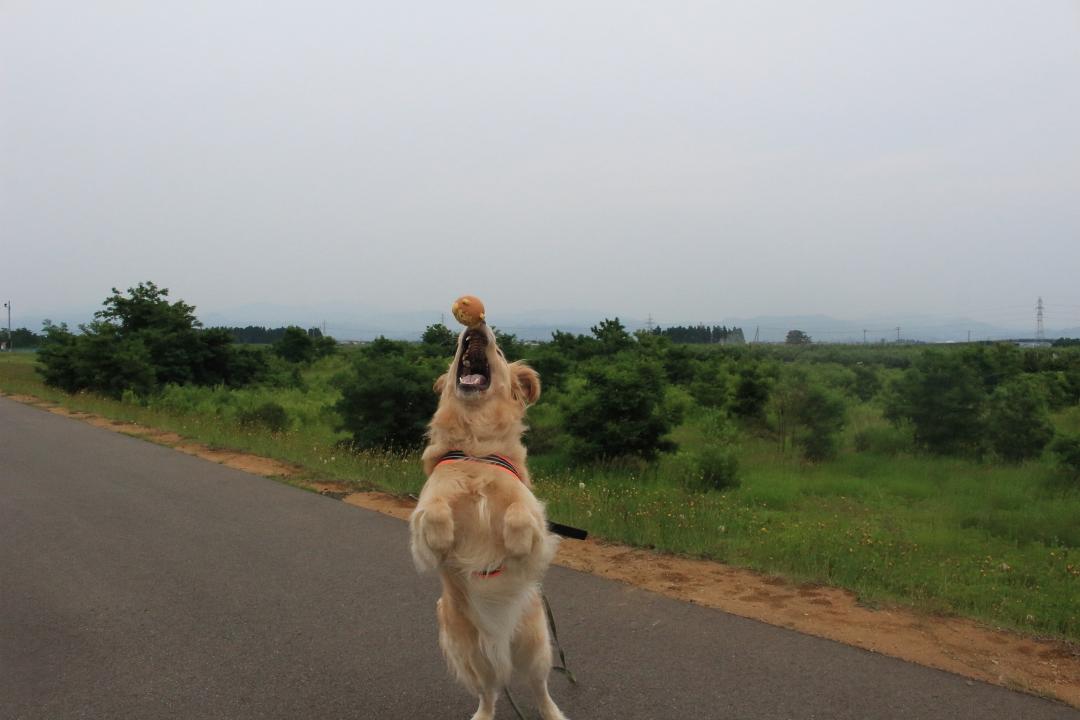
top-left (37, 322), bottom-right (158, 398)
top-left (985, 375), bottom-right (1054, 463)
top-left (797, 385), bottom-right (848, 461)
top-left (273, 326), bottom-right (316, 364)
top-left (36, 283), bottom-right (266, 398)
top-left (852, 364), bottom-right (881, 401)
top-left (562, 354), bottom-right (681, 462)
top-left (1050, 434), bottom-right (1080, 481)
top-left (314, 335), bottom-right (338, 359)
top-left (853, 424), bottom-right (913, 455)
top-left (421, 323), bottom-right (457, 357)
top-left (523, 345), bottom-right (571, 391)
top-left (732, 364), bottom-right (771, 422)
top-left (688, 359), bottom-right (732, 409)
top-left (492, 328), bottom-right (527, 361)
top-left (237, 402), bottom-right (290, 433)
top-left (771, 370), bottom-right (848, 461)
top-left (684, 445), bottom-right (740, 492)
top-left (521, 398), bottom-right (564, 455)
top-left (335, 341), bottom-right (443, 450)
top-left (883, 351), bottom-right (986, 454)
top-left (590, 318), bottom-right (635, 355)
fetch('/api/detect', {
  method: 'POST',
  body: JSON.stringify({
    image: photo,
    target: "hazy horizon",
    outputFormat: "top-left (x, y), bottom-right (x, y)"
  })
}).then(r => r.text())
top-left (3, 2), bottom-right (1079, 335)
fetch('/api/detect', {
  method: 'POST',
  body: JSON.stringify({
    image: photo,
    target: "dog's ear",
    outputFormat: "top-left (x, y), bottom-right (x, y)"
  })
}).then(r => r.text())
top-left (510, 361), bottom-right (541, 405)
top-left (433, 373), bottom-right (448, 394)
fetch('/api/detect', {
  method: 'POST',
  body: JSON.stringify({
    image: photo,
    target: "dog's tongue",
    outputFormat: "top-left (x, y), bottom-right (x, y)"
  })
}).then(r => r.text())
top-left (459, 374), bottom-right (487, 386)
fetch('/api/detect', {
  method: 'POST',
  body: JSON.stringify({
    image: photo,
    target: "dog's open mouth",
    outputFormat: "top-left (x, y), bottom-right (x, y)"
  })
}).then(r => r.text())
top-left (457, 328), bottom-right (491, 393)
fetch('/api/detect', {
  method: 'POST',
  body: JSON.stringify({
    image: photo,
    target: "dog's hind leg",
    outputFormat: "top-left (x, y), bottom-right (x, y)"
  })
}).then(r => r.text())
top-left (469, 688), bottom-right (498, 720)
top-left (514, 594), bottom-right (569, 720)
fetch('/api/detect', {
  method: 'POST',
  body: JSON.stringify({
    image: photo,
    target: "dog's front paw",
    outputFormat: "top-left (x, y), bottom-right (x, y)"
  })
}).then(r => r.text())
top-left (410, 500), bottom-right (455, 571)
top-left (503, 502), bottom-right (542, 557)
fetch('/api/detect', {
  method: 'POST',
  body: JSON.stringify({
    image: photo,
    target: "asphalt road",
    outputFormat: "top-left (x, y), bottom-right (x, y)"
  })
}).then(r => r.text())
top-left (1, 396), bottom-right (1076, 720)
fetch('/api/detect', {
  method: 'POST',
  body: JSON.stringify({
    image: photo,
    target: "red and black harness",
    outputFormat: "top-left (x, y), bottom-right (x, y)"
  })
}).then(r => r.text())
top-left (435, 449), bottom-right (587, 577)
top-left (436, 450), bottom-right (524, 481)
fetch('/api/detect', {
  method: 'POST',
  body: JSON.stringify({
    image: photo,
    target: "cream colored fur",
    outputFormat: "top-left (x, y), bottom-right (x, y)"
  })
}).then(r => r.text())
top-left (410, 324), bottom-right (568, 720)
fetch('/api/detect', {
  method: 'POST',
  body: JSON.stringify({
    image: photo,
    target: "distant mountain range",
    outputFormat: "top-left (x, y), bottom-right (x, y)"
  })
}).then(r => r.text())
top-left (16, 304), bottom-right (1077, 344)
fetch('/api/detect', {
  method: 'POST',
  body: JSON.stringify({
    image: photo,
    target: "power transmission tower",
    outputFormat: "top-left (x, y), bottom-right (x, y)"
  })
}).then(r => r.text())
top-left (1036, 297), bottom-right (1045, 342)
top-left (862, 328), bottom-right (867, 345)
top-left (752, 325), bottom-right (760, 344)
top-left (645, 314), bottom-right (655, 333)
top-left (895, 326), bottom-right (901, 343)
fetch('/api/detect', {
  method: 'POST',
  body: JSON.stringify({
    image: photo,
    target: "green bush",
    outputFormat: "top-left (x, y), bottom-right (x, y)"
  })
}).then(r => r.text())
top-left (771, 370), bottom-right (848, 461)
top-left (883, 350), bottom-right (986, 454)
top-left (562, 354), bottom-right (681, 462)
top-left (36, 283), bottom-right (266, 398)
top-left (797, 385), bottom-right (848, 461)
top-left (852, 364), bottom-right (881, 401)
top-left (522, 397), bottom-right (564, 455)
top-left (421, 323), bottom-right (457, 358)
top-left (853, 424), bottom-right (913, 455)
top-left (1050, 434), bottom-right (1080, 481)
top-left (237, 402), bottom-right (290, 433)
top-left (731, 363), bottom-right (771, 422)
top-left (985, 375), bottom-right (1054, 463)
top-left (682, 445), bottom-right (740, 492)
top-left (687, 359), bottom-right (732, 409)
top-left (334, 339), bottom-right (443, 450)
top-left (273, 326), bottom-right (316, 364)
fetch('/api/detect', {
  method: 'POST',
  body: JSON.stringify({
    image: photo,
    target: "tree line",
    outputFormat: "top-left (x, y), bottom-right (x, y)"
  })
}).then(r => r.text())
top-left (36, 283), bottom-right (336, 397)
top-left (28, 283), bottom-right (1080, 487)
top-left (648, 324), bottom-right (745, 344)
top-left (226, 325), bottom-right (328, 345)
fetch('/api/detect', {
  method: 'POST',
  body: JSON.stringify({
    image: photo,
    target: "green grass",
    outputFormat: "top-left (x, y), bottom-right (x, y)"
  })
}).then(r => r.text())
top-left (537, 441), bottom-right (1080, 639)
top-left (3, 351), bottom-right (1078, 642)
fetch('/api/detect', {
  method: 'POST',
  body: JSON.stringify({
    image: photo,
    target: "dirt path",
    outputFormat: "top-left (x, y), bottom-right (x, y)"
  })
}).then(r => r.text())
top-left (6, 391), bottom-right (1079, 708)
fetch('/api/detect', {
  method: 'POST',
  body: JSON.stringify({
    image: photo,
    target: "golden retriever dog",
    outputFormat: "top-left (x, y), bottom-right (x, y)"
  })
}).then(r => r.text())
top-left (410, 322), bottom-right (568, 720)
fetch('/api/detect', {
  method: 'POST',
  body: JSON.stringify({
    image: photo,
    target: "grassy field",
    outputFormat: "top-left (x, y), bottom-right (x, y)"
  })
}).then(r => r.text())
top-left (2, 350), bottom-right (1078, 642)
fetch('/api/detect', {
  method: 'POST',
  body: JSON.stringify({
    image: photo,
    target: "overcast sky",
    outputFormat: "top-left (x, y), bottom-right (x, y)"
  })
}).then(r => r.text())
top-left (2, 1), bottom-right (1079, 333)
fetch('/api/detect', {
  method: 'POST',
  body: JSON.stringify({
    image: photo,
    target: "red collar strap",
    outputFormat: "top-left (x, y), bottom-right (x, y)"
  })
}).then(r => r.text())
top-left (436, 451), bottom-right (523, 482)
top-left (472, 565), bottom-right (505, 579)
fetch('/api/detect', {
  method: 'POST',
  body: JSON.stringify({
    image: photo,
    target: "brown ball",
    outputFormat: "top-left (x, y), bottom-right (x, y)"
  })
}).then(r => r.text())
top-left (451, 295), bottom-right (486, 327)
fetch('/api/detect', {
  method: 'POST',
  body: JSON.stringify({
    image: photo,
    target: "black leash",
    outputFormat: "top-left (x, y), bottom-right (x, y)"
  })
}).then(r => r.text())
top-left (504, 687), bottom-right (528, 720)
top-left (543, 592), bottom-right (576, 684)
top-left (547, 520), bottom-right (587, 540)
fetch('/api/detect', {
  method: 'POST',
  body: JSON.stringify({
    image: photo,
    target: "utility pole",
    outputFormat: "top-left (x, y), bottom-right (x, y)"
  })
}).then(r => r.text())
top-left (1036, 297), bottom-right (1045, 343)
top-left (3, 301), bottom-right (9, 352)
